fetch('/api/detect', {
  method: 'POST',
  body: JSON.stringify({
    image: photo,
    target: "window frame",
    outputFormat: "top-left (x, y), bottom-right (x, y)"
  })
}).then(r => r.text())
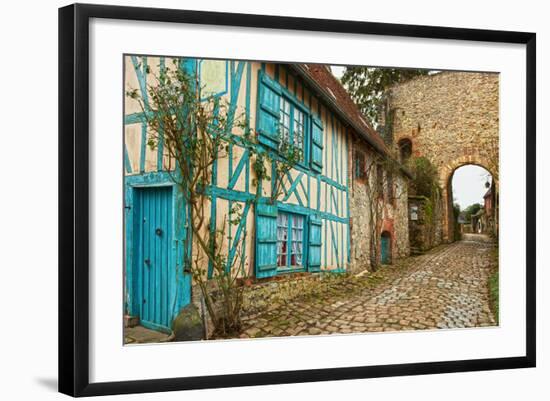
top-left (276, 210), bottom-right (307, 273)
top-left (278, 87), bottom-right (310, 168)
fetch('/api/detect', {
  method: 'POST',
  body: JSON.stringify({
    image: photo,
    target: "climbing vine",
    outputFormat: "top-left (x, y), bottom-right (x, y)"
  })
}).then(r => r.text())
top-left (340, 67), bottom-right (429, 128)
top-left (360, 149), bottom-right (406, 270)
top-left (250, 138), bottom-right (303, 204)
top-left (126, 58), bottom-right (301, 337)
top-left (408, 157), bottom-right (442, 243)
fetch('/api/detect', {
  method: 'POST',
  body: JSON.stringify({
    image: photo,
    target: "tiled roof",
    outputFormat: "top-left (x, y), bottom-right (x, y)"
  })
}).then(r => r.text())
top-left (291, 64), bottom-right (391, 158)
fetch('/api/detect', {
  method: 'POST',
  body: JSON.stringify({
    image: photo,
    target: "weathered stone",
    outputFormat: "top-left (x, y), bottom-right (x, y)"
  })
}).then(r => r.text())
top-left (348, 164), bottom-right (410, 272)
top-left (387, 72), bottom-right (499, 242)
top-left (308, 327), bottom-right (322, 335)
top-left (172, 304), bottom-right (204, 341)
top-left (124, 325), bottom-right (172, 344)
top-left (237, 240), bottom-right (497, 339)
top-left (244, 327), bottom-right (262, 338)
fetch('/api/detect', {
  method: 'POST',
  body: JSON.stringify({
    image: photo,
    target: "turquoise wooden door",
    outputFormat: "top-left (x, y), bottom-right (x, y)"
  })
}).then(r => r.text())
top-left (136, 186), bottom-right (174, 332)
top-left (381, 233), bottom-right (391, 265)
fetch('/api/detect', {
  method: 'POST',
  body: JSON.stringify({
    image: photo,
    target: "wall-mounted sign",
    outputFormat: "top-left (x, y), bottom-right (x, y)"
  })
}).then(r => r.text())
top-left (410, 205), bottom-right (418, 221)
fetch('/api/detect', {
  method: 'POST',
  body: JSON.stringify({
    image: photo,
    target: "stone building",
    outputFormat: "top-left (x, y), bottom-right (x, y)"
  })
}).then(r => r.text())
top-left (470, 181), bottom-right (497, 236)
top-left (349, 135), bottom-right (410, 270)
top-left (384, 71), bottom-right (499, 242)
top-left (483, 181), bottom-right (498, 237)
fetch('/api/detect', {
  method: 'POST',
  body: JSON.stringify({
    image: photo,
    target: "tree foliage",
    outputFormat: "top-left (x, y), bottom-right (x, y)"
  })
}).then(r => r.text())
top-left (453, 203), bottom-right (461, 219)
top-left (340, 67), bottom-right (429, 127)
top-left (453, 203), bottom-right (462, 240)
top-left (462, 203), bottom-right (482, 222)
top-left (408, 157), bottom-right (440, 199)
top-left (408, 156), bottom-right (443, 243)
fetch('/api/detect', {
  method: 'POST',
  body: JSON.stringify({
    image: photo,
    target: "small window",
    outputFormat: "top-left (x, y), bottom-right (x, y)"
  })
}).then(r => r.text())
top-left (354, 150), bottom-right (367, 180)
top-left (398, 138), bottom-right (412, 163)
top-left (279, 98), bottom-right (291, 144)
top-left (278, 96), bottom-right (305, 161)
top-left (276, 212), bottom-right (305, 269)
top-left (293, 108), bottom-right (305, 151)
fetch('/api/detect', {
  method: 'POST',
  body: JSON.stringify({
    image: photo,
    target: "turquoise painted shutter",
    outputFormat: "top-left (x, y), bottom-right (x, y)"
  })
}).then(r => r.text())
top-left (310, 116), bottom-right (323, 173)
top-left (308, 215), bottom-right (322, 272)
top-left (255, 203), bottom-right (278, 278)
top-left (256, 71), bottom-right (282, 150)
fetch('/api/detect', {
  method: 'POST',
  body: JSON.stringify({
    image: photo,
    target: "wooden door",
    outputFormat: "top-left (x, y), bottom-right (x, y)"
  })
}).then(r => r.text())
top-left (381, 233), bottom-right (391, 265)
top-left (136, 186), bottom-right (174, 331)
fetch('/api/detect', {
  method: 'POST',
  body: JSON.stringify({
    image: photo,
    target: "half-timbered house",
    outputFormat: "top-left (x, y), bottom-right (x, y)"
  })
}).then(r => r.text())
top-left (124, 56), bottom-right (409, 332)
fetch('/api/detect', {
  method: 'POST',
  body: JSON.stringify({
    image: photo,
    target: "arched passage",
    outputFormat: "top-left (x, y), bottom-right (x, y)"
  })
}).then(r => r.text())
top-left (441, 155), bottom-right (496, 241)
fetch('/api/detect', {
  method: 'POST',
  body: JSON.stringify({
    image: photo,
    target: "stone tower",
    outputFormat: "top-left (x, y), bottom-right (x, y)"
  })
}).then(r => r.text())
top-left (384, 71), bottom-right (499, 242)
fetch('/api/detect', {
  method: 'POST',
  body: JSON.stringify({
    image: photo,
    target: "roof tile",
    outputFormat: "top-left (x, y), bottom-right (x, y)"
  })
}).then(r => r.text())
top-left (298, 64), bottom-right (390, 155)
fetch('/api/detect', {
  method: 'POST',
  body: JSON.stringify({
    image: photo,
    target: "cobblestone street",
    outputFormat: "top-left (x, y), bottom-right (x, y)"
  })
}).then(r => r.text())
top-left (240, 237), bottom-right (498, 338)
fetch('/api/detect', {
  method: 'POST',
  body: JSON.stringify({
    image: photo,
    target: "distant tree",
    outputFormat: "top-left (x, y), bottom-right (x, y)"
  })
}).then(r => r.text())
top-left (453, 203), bottom-right (462, 240)
top-left (453, 203), bottom-right (461, 219)
top-left (341, 67), bottom-right (429, 128)
top-left (462, 203), bottom-right (482, 222)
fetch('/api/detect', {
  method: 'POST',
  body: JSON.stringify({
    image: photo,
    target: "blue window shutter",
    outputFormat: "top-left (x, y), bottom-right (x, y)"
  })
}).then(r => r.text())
top-left (255, 203), bottom-right (278, 278)
top-left (256, 71), bottom-right (282, 150)
top-left (308, 215), bottom-right (322, 272)
top-left (310, 116), bottom-right (324, 173)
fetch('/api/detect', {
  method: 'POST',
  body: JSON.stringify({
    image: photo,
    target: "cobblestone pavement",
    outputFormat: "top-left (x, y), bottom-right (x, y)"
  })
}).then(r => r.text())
top-left (124, 325), bottom-right (173, 344)
top-left (239, 239), bottom-right (498, 338)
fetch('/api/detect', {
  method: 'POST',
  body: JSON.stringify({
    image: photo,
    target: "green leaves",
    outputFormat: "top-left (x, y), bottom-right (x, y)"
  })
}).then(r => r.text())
top-left (125, 57), bottom-right (257, 337)
top-left (409, 156), bottom-right (440, 199)
top-left (462, 203), bottom-right (482, 222)
top-left (124, 57), bottom-right (304, 338)
top-left (341, 67), bottom-right (429, 127)
top-left (252, 151), bottom-right (270, 186)
top-left (125, 88), bottom-right (139, 100)
top-left (147, 138), bottom-right (157, 150)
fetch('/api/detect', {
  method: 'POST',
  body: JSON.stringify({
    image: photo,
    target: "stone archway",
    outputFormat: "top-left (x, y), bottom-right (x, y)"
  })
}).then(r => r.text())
top-left (440, 154), bottom-right (494, 242)
top-left (385, 71), bottom-right (499, 244)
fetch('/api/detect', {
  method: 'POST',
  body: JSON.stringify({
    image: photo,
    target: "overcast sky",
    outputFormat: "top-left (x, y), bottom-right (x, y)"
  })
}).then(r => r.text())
top-left (452, 165), bottom-right (492, 210)
top-left (331, 65), bottom-right (345, 80)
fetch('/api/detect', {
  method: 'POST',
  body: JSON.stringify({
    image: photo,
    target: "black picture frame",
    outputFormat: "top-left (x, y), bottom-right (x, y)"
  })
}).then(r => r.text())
top-left (58, 3), bottom-right (536, 397)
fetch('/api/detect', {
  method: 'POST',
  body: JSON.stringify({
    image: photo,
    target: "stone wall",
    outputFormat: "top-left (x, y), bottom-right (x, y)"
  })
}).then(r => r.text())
top-left (387, 71), bottom-right (499, 241)
top-left (349, 139), bottom-right (410, 272)
top-left (408, 195), bottom-right (444, 254)
top-left (241, 273), bottom-right (324, 316)
top-left (393, 175), bottom-right (411, 258)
